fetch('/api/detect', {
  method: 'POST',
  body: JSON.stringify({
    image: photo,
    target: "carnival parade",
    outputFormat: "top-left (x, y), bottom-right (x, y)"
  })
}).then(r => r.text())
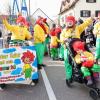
top-left (0, 0), bottom-right (100, 100)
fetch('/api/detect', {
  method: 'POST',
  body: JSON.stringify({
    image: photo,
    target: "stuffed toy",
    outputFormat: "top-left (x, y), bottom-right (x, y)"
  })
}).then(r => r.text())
top-left (72, 40), bottom-right (100, 85)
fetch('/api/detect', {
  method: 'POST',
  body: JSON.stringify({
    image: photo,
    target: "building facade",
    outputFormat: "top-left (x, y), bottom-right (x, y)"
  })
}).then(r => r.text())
top-left (59, 0), bottom-right (100, 27)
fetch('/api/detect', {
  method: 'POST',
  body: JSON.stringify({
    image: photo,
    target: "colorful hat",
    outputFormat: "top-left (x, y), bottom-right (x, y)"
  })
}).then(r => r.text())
top-left (50, 28), bottom-right (56, 36)
top-left (36, 17), bottom-right (47, 24)
top-left (72, 41), bottom-right (85, 52)
top-left (66, 16), bottom-right (76, 25)
top-left (16, 15), bottom-right (30, 27)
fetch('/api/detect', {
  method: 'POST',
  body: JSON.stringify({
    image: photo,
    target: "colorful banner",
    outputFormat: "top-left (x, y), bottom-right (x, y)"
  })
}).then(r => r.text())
top-left (0, 46), bottom-right (38, 84)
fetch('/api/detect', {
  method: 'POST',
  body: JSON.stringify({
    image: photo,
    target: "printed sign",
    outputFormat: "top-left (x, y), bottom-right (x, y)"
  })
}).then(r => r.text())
top-left (0, 46), bottom-right (38, 84)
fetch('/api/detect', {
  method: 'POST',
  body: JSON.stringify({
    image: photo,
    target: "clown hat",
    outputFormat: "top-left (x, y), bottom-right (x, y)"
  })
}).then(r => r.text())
top-left (72, 41), bottom-right (85, 52)
top-left (36, 17), bottom-right (47, 24)
top-left (66, 16), bottom-right (76, 24)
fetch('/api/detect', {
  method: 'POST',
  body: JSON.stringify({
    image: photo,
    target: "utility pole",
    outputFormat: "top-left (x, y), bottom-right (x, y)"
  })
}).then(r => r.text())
top-left (29, 0), bottom-right (30, 16)
top-left (21, 0), bottom-right (28, 17)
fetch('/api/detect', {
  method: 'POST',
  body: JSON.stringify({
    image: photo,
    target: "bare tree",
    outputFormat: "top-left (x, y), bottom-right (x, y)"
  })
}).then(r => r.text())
top-left (5, 2), bottom-right (12, 16)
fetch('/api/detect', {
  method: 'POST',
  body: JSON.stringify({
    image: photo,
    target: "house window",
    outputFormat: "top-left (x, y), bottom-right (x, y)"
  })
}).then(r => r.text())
top-left (95, 11), bottom-right (100, 17)
top-left (86, 0), bottom-right (96, 3)
top-left (80, 10), bottom-right (91, 17)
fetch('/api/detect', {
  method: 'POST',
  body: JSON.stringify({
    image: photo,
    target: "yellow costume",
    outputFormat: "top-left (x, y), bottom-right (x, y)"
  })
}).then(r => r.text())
top-left (34, 23), bottom-right (49, 44)
top-left (60, 18), bottom-right (92, 43)
top-left (74, 51), bottom-right (94, 64)
top-left (33, 17), bottom-right (50, 68)
top-left (3, 19), bottom-right (32, 40)
top-left (60, 16), bottom-right (93, 80)
top-left (50, 36), bottom-right (60, 48)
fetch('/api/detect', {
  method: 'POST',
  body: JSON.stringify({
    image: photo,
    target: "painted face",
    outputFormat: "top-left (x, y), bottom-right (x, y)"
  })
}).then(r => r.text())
top-left (66, 20), bottom-right (74, 28)
top-left (24, 57), bottom-right (31, 64)
top-left (76, 49), bottom-right (83, 54)
top-left (18, 23), bottom-right (24, 27)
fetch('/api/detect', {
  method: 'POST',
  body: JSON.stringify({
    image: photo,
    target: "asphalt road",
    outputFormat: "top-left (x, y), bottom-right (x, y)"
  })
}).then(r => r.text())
top-left (0, 55), bottom-right (100, 100)
top-left (0, 71), bottom-right (49, 100)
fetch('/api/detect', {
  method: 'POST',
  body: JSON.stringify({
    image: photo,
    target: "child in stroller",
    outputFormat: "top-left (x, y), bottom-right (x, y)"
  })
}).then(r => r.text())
top-left (66, 38), bottom-right (100, 100)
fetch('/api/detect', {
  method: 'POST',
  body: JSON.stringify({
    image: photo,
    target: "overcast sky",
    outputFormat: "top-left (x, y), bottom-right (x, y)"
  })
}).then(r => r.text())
top-left (0, 0), bottom-right (62, 19)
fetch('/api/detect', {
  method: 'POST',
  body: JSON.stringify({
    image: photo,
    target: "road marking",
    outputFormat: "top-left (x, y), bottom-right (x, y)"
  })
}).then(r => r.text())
top-left (47, 64), bottom-right (64, 67)
top-left (40, 67), bottom-right (57, 100)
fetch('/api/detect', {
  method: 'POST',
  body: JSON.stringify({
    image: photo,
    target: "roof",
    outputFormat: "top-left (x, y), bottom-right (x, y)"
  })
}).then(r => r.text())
top-left (31, 8), bottom-right (55, 24)
top-left (59, 0), bottom-right (79, 15)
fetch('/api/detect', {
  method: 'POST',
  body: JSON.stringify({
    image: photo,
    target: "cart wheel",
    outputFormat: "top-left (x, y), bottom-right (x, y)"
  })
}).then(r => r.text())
top-left (89, 89), bottom-right (98, 100)
top-left (66, 79), bottom-right (72, 87)
top-left (32, 79), bottom-right (39, 85)
top-left (0, 84), bottom-right (6, 89)
top-left (94, 88), bottom-right (100, 98)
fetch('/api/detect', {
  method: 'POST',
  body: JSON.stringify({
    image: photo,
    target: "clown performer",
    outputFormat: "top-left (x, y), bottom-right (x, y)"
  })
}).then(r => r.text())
top-left (44, 23), bottom-right (50, 56)
top-left (60, 15), bottom-right (94, 83)
top-left (2, 13), bottom-right (32, 46)
top-left (93, 16), bottom-right (100, 64)
top-left (33, 16), bottom-right (50, 70)
top-left (73, 40), bottom-right (100, 85)
top-left (50, 24), bottom-right (61, 60)
top-left (54, 25), bottom-right (63, 61)
top-left (0, 14), bottom-right (32, 90)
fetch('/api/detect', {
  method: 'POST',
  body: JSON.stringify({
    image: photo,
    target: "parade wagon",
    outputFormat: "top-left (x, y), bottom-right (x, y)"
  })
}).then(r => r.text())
top-left (0, 39), bottom-right (39, 89)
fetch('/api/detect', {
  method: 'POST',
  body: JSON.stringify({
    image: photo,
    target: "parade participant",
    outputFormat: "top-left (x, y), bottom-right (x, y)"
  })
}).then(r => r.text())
top-left (50, 24), bottom-right (60, 60)
top-left (33, 16), bottom-right (50, 69)
top-left (55, 25), bottom-right (64, 61)
top-left (44, 23), bottom-right (50, 56)
top-left (60, 15), bottom-right (93, 82)
top-left (73, 41), bottom-right (100, 85)
top-left (93, 18), bottom-right (100, 64)
top-left (2, 14), bottom-right (32, 42)
top-left (0, 14), bottom-right (32, 90)
top-left (16, 13), bottom-right (30, 29)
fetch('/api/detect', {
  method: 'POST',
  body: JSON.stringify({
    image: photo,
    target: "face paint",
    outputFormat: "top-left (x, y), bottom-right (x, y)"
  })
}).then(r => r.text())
top-left (66, 20), bottom-right (74, 28)
top-left (18, 23), bottom-right (24, 27)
